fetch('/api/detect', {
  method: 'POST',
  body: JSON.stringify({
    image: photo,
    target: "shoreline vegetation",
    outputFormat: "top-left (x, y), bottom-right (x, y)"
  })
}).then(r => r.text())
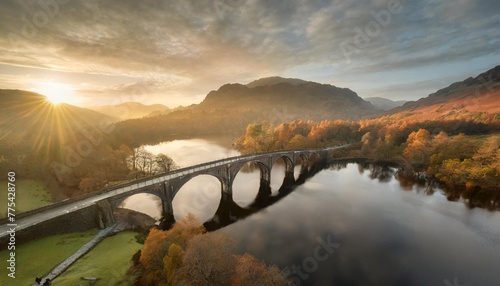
top-left (234, 117), bottom-right (499, 210)
top-left (130, 215), bottom-right (292, 285)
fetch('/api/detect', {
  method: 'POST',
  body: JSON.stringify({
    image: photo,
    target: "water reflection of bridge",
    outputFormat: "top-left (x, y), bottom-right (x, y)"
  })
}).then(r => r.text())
top-left (0, 147), bottom-right (349, 244)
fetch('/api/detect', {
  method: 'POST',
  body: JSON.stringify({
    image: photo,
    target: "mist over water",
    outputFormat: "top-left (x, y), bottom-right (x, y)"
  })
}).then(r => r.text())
top-left (144, 136), bottom-right (240, 167)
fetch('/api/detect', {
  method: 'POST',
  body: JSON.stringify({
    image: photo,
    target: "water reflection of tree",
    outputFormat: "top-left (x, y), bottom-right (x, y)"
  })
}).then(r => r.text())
top-left (355, 163), bottom-right (395, 183)
top-left (344, 161), bottom-right (498, 211)
top-left (396, 172), bottom-right (499, 210)
top-left (394, 172), bottom-right (432, 193)
top-left (395, 172), bottom-right (414, 191)
top-left (370, 165), bottom-right (394, 182)
top-left (452, 186), bottom-right (500, 211)
top-left (329, 161), bottom-right (348, 171)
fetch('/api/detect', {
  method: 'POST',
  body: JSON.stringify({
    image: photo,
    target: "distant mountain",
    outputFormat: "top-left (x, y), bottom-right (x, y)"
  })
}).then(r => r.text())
top-left (246, 76), bottom-right (309, 88)
top-left (364, 97), bottom-right (408, 110)
top-left (389, 65), bottom-right (500, 119)
top-left (88, 102), bottom-right (171, 120)
top-left (113, 78), bottom-right (380, 146)
top-left (200, 81), bottom-right (378, 119)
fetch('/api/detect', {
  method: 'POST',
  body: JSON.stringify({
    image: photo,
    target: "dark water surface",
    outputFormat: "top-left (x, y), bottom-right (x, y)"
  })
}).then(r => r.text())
top-left (123, 138), bottom-right (500, 285)
top-left (221, 163), bottom-right (500, 286)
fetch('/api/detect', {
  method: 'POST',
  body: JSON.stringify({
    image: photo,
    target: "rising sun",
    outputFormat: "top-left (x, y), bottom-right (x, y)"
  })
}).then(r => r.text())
top-left (35, 81), bottom-right (76, 105)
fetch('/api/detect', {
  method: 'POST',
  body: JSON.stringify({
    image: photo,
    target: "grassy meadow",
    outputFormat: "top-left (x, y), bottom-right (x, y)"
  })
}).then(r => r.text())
top-left (0, 229), bottom-right (97, 286)
top-left (55, 231), bottom-right (141, 286)
top-left (0, 179), bottom-right (53, 218)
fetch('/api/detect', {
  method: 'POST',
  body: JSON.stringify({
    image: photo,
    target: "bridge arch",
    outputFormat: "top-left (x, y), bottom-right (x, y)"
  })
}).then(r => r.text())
top-left (170, 174), bottom-right (225, 223)
top-left (230, 160), bottom-right (270, 183)
top-left (114, 193), bottom-right (163, 221)
top-left (270, 155), bottom-right (294, 192)
top-left (294, 153), bottom-right (309, 181)
top-left (105, 185), bottom-right (166, 229)
top-left (110, 184), bottom-right (166, 211)
top-left (271, 155), bottom-right (294, 172)
top-left (309, 152), bottom-right (320, 171)
top-left (232, 161), bottom-right (270, 207)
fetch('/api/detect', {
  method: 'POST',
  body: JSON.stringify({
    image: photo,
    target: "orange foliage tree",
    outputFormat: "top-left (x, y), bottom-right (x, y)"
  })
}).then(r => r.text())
top-left (136, 215), bottom-right (291, 285)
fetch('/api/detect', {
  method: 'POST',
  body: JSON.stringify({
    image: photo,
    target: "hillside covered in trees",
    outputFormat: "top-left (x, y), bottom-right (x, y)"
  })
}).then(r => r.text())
top-left (110, 78), bottom-right (380, 147)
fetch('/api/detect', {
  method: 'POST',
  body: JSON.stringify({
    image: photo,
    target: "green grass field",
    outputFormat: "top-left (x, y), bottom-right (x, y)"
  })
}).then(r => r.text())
top-left (0, 229), bottom-right (98, 286)
top-left (0, 230), bottom-right (141, 286)
top-left (56, 231), bottom-right (141, 286)
top-left (0, 179), bottom-right (54, 218)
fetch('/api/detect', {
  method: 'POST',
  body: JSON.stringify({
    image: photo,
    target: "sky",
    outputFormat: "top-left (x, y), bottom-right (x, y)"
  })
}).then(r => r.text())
top-left (0, 0), bottom-right (498, 107)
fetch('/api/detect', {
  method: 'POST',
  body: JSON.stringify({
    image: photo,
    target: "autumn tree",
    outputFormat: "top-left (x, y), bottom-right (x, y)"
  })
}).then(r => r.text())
top-left (361, 131), bottom-right (378, 157)
top-left (173, 232), bottom-right (237, 285)
top-left (287, 134), bottom-right (309, 149)
top-left (376, 134), bottom-right (399, 159)
top-left (289, 120), bottom-right (313, 137)
top-left (163, 243), bottom-right (183, 284)
top-left (275, 123), bottom-right (293, 149)
top-left (136, 214), bottom-right (292, 285)
top-left (232, 254), bottom-right (292, 286)
top-left (139, 215), bottom-right (204, 285)
top-left (126, 147), bottom-right (178, 177)
top-left (472, 135), bottom-right (499, 167)
top-left (468, 136), bottom-right (500, 189)
top-left (78, 176), bottom-right (99, 193)
top-left (115, 144), bottom-right (134, 168)
top-left (435, 159), bottom-right (472, 188)
top-left (235, 122), bottom-right (274, 153)
top-left (403, 129), bottom-right (433, 168)
top-left (155, 153), bottom-right (178, 173)
top-left (136, 147), bottom-right (155, 174)
top-left (308, 120), bottom-right (332, 143)
top-left (128, 146), bottom-right (153, 172)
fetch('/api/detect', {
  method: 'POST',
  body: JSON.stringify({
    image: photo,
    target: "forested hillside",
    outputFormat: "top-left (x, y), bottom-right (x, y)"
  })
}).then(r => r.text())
top-left (111, 78), bottom-right (379, 147)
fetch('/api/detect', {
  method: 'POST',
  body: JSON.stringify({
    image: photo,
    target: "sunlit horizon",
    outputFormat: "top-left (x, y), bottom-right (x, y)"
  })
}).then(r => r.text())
top-left (31, 81), bottom-right (79, 106)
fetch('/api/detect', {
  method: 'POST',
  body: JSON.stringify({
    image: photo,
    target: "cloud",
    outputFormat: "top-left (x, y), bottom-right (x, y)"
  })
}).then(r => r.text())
top-left (0, 0), bottom-right (498, 104)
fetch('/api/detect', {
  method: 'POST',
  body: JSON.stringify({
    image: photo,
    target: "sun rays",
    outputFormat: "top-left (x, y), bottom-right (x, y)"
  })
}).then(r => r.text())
top-left (33, 81), bottom-right (77, 105)
top-left (0, 88), bottom-right (104, 163)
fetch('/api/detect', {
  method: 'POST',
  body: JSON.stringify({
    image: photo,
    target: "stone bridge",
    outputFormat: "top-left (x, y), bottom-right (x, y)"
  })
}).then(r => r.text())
top-left (107, 149), bottom-right (325, 226)
top-left (0, 147), bottom-right (338, 245)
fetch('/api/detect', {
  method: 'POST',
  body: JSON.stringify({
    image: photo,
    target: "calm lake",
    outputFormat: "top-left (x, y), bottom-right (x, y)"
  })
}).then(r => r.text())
top-left (121, 137), bottom-right (500, 286)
